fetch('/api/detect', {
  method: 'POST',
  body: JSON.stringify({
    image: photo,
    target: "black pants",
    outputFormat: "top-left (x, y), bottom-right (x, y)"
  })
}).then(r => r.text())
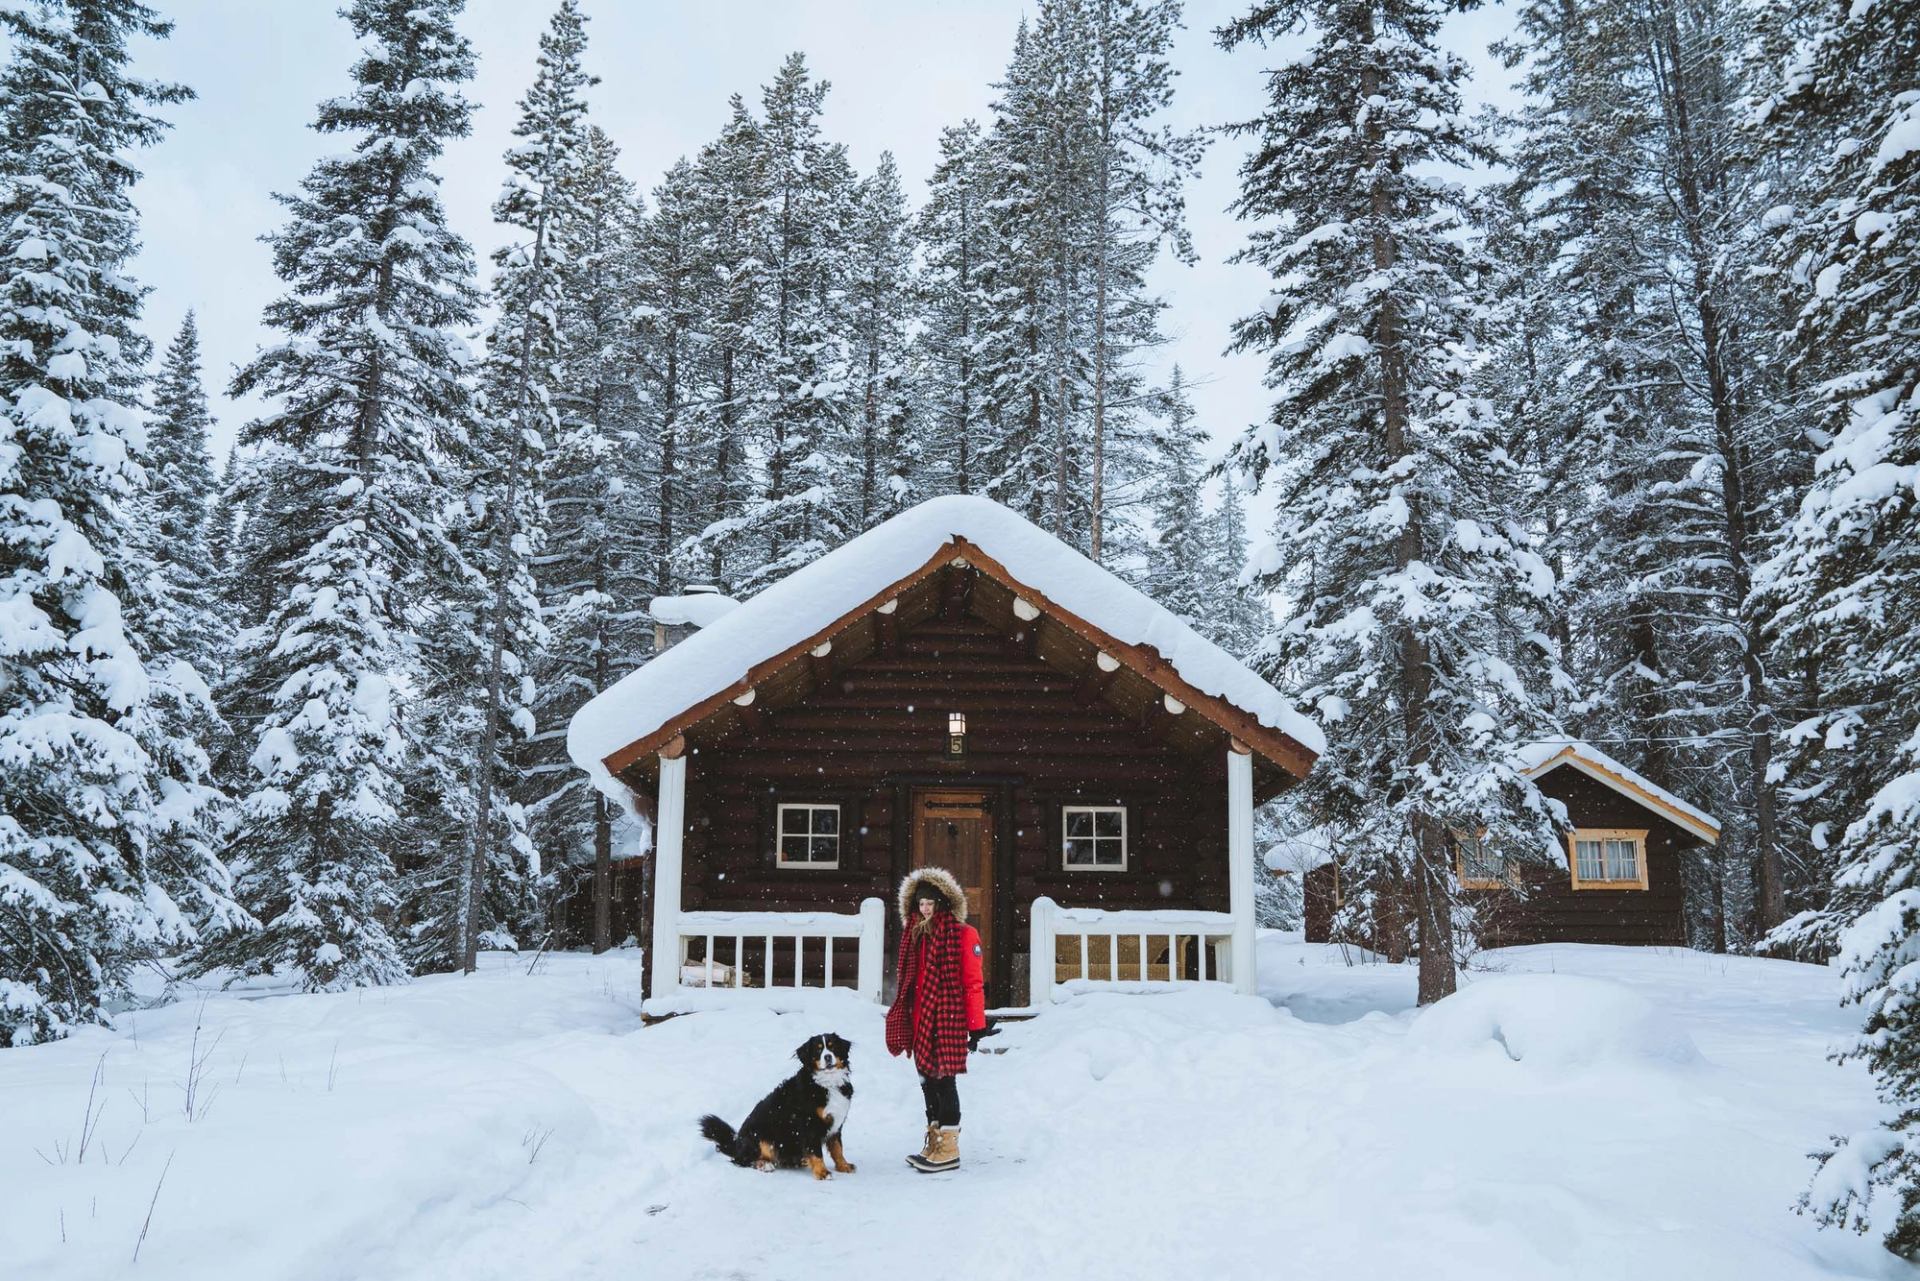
top-left (919, 1073), bottom-right (960, 1126)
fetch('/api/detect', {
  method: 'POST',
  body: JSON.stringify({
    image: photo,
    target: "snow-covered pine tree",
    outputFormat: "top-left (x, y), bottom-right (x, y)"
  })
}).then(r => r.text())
top-left (1206, 476), bottom-right (1264, 656)
top-left (1081, 0), bottom-right (1203, 563)
top-left (1218, 0), bottom-right (1561, 1003)
top-left (1142, 367), bottom-right (1206, 626)
top-left (849, 152), bottom-right (918, 526)
top-left (144, 311), bottom-right (224, 681)
top-left (702, 54), bottom-right (858, 595)
top-left (1752, 0), bottom-right (1920, 1253)
top-left (915, 121), bottom-right (993, 495)
top-left (678, 96), bottom-right (768, 589)
top-left (633, 153), bottom-right (696, 595)
top-left (531, 124), bottom-right (651, 950)
top-left (194, 0), bottom-right (485, 992)
top-left (439, 0), bottom-right (594, 973)
top-left (974, 19), bottom-right (1072, 528)
top-left (0, 0), bottom-right (237, 1045)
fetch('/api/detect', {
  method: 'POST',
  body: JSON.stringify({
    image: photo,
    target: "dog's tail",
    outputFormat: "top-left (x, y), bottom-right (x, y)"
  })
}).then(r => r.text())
top-left (698, 1114), bottom-right (737, 1155)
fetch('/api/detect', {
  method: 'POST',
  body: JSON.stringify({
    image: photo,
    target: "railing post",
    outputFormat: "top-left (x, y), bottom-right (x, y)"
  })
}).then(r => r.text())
top-left (648, 749), bottom-right (688, 1002)
top-left (1228, 744), bottom-right (1257, 996)
top-left (1030, 896), bottom-right (1056, 1007)
top-left (857, 897), bottom-right (885, 1003)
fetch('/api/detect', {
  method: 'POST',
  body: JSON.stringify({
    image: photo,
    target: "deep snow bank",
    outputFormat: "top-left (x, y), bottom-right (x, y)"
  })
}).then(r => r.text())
top-left (1408, 973), bottom-right (1702, 1069)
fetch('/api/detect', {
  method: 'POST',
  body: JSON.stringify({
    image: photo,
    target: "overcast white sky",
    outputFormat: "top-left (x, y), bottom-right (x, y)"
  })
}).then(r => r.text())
top-left (126, 0), bottom-right (1523, 476)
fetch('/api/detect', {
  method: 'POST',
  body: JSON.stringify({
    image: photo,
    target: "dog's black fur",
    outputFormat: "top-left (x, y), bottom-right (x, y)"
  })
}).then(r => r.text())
top-left (699, 1033), bottom-right (856, 1179)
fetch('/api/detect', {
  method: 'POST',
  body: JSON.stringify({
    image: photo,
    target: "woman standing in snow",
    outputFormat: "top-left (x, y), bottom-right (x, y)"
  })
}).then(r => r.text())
top-left (886, 867), bottom-right (988, 1172)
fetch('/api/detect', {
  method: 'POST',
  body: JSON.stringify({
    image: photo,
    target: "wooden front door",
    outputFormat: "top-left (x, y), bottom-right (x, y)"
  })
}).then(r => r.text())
top-left (910, 789), bottom-right (994, 979)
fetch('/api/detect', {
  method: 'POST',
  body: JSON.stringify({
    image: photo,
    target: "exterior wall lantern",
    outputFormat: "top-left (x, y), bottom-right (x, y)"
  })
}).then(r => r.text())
top-left (947, 711), bottom-right (967, 757)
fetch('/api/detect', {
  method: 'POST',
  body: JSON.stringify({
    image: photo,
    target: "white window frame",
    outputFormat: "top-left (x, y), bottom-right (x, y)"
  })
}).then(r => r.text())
top-left (1567, 827), bottom-right (1649, 891)
top-left (776, 802), bottom-right (842, 869)
top-left (1062, 804), bottom-right (1129, 872)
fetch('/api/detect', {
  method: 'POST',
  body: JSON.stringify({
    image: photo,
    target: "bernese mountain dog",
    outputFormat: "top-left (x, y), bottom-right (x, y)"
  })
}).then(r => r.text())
top-left (699, 1033), bottom-right (856, 1180)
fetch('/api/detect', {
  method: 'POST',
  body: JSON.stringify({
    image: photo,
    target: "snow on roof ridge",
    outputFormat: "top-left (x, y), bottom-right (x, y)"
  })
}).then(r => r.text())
top-left (1518, 739), bottom-right (1720, 835)
top-left (648, 591), bottom-right (741, 629)
top-left (568, 494), bottom-right (1324, 807)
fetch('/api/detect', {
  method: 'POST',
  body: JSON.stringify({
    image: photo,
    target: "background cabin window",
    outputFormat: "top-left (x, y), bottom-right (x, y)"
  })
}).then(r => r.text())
top-left (776, 803), bottom-right (841, 868)
top-left (1454, 833), bottom-right (1512, 890)
top-left (1063, 805), bottom-right (1127, 870)
top-left (1568, 828), bottom-right (1648, 890)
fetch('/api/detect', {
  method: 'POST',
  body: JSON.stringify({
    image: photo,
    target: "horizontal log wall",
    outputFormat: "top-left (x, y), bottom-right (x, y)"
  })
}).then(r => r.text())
top-left (679, 614), bottom-right (1229, 999)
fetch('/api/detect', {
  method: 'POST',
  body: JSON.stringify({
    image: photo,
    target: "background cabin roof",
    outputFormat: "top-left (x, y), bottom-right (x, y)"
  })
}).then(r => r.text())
top-left (567, 495), bottom-right (1324, 806)
top-left (1518, 740), bottom-right (1721, 844)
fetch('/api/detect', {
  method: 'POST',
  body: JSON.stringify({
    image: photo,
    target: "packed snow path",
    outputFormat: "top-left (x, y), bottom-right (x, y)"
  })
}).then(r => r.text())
top-left (1, 937), bottom-right (1911, 1280)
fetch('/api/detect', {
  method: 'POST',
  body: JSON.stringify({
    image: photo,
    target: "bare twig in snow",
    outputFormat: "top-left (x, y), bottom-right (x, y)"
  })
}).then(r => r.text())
top-left (326, 1040), bottom-right (340, 1093)
top-left (522, 1125), bottom-right (554, 1164)
top-left (77, 1052), bottom-right (108, 1163)
top-left (132, 1151), bottom-right (174, 1263)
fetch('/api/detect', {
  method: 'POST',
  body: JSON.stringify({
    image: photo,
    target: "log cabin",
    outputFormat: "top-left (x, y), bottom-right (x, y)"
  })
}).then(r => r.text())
top-left (1300, 741), bottom-right (1721, 950)
top-left (566, 495), bottom-right (1324, 1014)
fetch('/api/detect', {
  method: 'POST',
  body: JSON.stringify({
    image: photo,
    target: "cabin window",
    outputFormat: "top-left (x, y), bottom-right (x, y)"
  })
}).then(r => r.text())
top-left (1453, 831), bottom-right (1513, 890)
top-left (776, 803), bottom-right (841, 869)
top-left (1062, 805), bottom-right (1127, 870)
top-left (1567, 828), bottom-right (1648, 891)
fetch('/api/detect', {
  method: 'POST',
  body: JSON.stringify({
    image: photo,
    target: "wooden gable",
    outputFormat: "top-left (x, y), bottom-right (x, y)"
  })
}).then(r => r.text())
top-left (601, 536), bottom-right (1316, 803)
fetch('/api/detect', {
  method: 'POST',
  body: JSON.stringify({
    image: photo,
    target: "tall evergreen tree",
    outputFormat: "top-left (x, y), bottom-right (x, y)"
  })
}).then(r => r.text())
top-left (1082, 0), bottom-right (1203, 563)
top-left (145, 311), bottom-right (223, 679)
top-left (0, 0), bottom-right (235, 1045)
top-left (1143, 366), bottom-right (1206, 625)
top-left (193, 0), bottom-right (484, 991)
top-left (1755, 0), bottom-right (1920, 1253)
top-left (679, 96), bottom-right (767, 589)
top-left (916, 121), bottom-right (993, 496)
top-left (531, 124), bottom-right (652, 950)
top-left (849, 152), bottom-right (918, 526)
top-left (1219, 0), bottom-right (1561, 1003)
top-left (689, 55), bottom-right (858, 595)
top-left (440, 0), bottom-right (593, 973)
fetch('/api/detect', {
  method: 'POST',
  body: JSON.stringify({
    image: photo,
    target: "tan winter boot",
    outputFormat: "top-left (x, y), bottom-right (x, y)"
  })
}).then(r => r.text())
top-left (908, 1125), bottom-right (960, 1173)
top-left (905, 1121), bottom-right (938, 1168)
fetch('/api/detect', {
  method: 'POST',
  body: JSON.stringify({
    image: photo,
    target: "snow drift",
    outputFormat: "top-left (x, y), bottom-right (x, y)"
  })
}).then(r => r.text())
top-left (1408, 973), bottom-right (1702, 1070)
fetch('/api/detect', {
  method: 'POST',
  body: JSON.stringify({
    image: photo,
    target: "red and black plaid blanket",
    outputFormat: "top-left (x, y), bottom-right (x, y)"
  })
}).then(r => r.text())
top-left (885, 914), bottom-right (969, 1077)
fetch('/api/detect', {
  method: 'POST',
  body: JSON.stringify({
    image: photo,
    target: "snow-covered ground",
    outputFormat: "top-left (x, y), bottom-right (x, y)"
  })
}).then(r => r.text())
top-left (1, 935), bottom-right (1910, 1280)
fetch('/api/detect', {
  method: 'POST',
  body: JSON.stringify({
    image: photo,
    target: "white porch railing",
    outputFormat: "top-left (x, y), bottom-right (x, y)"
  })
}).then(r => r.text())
top-left (662, 898), bottom-right (887, 1003)
top-left (1029, 896), bottom-right (1243, 1005)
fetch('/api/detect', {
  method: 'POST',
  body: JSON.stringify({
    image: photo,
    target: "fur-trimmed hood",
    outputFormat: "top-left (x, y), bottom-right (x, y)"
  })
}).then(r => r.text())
top-left (896, 867), bottom-right (968, 925)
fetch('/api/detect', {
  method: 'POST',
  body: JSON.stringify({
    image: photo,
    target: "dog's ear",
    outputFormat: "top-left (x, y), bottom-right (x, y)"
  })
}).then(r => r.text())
top-left (794, 1037), bottom-right (820, 1066)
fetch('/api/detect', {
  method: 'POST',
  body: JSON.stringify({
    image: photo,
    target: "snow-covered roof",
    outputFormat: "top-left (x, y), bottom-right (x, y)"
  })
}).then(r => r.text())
top-left (648, 591), bottom-right (740, 629)
top-left (1263, 826), bottom-right (1340, 873)
top-left (1517, 740), bottom-right (1720, 844)
top-left (568, 495), bottom-right (1324, 805)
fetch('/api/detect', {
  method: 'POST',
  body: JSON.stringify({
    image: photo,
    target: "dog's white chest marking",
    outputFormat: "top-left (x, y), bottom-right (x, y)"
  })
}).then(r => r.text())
top-left (814, 1068), bottom-right (852, 1136)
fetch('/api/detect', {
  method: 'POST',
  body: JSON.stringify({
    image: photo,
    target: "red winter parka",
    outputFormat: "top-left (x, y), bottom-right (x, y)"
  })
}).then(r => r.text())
top-left (884, 867), bottom-right (987, 1077)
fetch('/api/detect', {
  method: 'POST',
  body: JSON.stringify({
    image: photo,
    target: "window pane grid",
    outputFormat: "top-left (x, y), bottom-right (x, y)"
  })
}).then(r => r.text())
top-left (1063, 806), bottom-right (1127, 870)
top-left (777, 804), bottom-right (840, 868)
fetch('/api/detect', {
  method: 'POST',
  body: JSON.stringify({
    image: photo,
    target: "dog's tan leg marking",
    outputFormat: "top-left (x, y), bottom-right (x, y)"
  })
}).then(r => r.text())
top-left (817, 1105), bottom-right (831, 1120)
top-left (806, 1153), bottom-right (830, 1180)
top-left (828, 1134), bottom-right (855, 1174)
top-left (755, 1140), bottom-right (777, 1173)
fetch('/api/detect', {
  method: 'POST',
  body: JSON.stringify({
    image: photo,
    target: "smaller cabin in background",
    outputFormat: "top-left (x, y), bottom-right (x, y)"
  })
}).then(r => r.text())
top-left (1301, 742), bottom-right (1719, 950)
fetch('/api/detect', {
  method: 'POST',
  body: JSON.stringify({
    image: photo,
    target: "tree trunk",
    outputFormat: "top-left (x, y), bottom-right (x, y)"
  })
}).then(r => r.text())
top-left (1649, 3), bottom-right (1784, 932)
top-left (1363, 19), bottom-right (1454, 1005)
